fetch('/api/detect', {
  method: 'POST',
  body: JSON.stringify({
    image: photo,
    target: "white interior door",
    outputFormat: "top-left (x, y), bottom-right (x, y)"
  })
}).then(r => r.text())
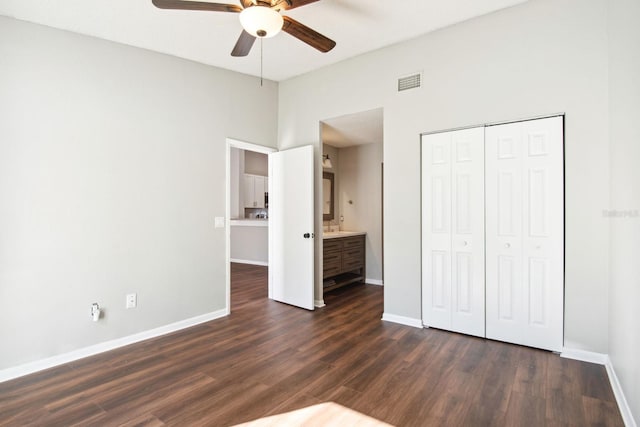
top-left (269, 145), bottom-right (315, 310)
top-left (422, 127), bottom-right (485, 337)
top-left (485, 116), bottom-right (564, 351)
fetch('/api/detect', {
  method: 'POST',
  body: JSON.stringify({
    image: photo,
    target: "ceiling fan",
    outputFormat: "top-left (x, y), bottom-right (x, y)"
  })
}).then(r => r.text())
top-left (151, 0), bottom-right (336, 57)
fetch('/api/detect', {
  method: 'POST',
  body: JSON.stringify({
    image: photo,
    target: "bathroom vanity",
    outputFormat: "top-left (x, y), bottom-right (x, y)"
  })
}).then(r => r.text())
top-left (322, 232), bottom-right (366, 292)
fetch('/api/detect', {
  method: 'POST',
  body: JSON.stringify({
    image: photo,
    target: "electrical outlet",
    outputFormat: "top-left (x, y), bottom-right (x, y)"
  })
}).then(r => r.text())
top-left (126, 293), bottom-right (137, 309)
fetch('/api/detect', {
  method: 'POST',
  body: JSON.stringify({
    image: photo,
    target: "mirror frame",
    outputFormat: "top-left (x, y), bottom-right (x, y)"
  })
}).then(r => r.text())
top-left (323, 171), bottom-right (335, 221)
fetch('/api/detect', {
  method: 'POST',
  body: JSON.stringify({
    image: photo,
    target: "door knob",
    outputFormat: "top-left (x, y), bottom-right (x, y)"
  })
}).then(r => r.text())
top-left (505, 243), bottom-right (511, 248)
top-left (462, 241), bottom-right (468, 246)
top-left (303, 233), bottom-right (311, 238)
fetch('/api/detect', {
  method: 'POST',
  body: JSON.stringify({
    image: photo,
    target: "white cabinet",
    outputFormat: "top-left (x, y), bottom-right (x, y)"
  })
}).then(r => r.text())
top-left (244, 174), bottom-right (267, 208)
top-left (421, 116), bottom-right (564, 352)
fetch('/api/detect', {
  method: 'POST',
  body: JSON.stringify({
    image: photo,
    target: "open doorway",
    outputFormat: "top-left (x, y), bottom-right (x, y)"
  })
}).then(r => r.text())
top-left (319, 108), bottom-right (384, 304)
top-left (225, 139), bottom-right (276, 313)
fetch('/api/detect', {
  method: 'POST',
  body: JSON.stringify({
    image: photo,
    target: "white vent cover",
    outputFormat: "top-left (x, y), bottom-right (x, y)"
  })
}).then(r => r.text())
top-left (397, 72), bottom-right (422, 92)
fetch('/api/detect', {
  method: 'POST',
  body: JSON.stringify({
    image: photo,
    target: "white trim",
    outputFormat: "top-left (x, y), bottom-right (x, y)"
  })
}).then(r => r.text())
top-left (421, 113), bottom-right (565, 137)
top-left (314, 299), bottom-right (326, 308)
top-left (560, 347), bottom-right (608, 365)
top-left (605, 356), bottom-right (637, 427)
top-left (230, 258), bottom-right (269, 266)
top-left (0, 309), bottom-right (228, 383)
top-left (227, 138), bottom-right (278, 155)
top-left (365, 278), bottom-right (384, 286)
top-left (381, 313), bottom-right (423, 328)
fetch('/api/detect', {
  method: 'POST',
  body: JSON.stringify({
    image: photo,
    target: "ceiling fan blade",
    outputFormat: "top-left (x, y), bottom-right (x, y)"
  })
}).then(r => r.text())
top-left (281, 16), bottom-right (336, 53)
top-left (239, 0), bottom-right (253, 8)
top-left (152, 0), bottom-right (242, 13)
top-left (272, 0), bottom-right (320, 11)
top-left (231, 30), bottom-right (257, 56)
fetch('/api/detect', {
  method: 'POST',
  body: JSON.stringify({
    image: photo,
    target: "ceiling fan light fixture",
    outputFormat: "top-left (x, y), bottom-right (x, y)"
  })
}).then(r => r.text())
top-left (239, 6), bottom-right (283, 38)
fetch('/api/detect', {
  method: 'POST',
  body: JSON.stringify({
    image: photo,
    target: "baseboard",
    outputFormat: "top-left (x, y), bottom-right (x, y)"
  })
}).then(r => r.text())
top-left (314, 299), bottom-right (326, 308)
top-left (605, 356), bottom-right (637, 427)
top-left (560, 348), bottom-right (608, 365)
top-left (0, 308), bottom-right (229, 384)
top-left (365, 278), bottom-right (384, 286)
top-left (561, 349), bottom-right (636, 427)
top-left (230, 258), bottom-right (268, 266)
top-left (381, 313), bottom-right (423, 328)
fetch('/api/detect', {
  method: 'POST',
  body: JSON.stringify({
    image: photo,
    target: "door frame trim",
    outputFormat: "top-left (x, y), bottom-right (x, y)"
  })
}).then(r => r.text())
top-left (225, 138), bottom-right (277, 313)
top-left (420, 112), bottom-right (565, 137)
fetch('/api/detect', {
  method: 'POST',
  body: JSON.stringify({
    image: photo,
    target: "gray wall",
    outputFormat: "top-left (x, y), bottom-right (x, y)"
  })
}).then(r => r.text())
top-left (608, 0), bottom-right (640, 422)
top-left (339, 144), bottom-right (383, 283)
top-left (321, 143), bottom-right (340, 225)
top-left (279, 0), bottom-right (610, 352)
top-left (230, 225), bottom-right (269, 264)
top-left (0, 17), bottom-right (278, 369)
top-left (244, 150), bottom-right (268, 176)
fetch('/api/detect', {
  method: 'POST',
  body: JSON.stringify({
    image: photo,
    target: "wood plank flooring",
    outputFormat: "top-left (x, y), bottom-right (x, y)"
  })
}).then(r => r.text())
top-left (0, 263), bottom-right (624, 426)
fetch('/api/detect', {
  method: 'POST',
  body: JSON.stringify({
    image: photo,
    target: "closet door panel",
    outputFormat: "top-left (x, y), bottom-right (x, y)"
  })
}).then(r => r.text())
top-left (422, 127), bottom-right (484, 337)
top-left (520, 117), bottom-right (564, 351)
top-left (450, 128), bottom-right (485, 337)
top-left (422, 133), bottom-right (452, 330)
top-left (486, 117), bottom-right (564, 352)
top-left (486, 122), bottom-right (524, 344)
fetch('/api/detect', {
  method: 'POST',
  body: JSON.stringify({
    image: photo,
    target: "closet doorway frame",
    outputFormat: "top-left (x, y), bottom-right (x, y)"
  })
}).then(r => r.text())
top-left (420, 112), bottom-right (566, 351)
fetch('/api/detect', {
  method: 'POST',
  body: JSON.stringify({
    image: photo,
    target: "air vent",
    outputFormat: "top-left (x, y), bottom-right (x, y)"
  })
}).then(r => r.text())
top-left (397, 72), bottom-right (422, 92)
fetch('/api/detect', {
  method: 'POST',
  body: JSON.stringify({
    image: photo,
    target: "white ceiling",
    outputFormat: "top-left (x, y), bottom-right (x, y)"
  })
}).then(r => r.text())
top-left (0, 0), bottom-right (528, 82)
top-left (322, 108), bottom-right (383, 148)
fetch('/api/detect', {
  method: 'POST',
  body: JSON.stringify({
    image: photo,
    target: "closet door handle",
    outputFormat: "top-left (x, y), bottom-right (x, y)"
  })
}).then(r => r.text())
top-left (462, 241), bottom-right (468, 246)
top-left (505, 243), bottom-right (511, 248)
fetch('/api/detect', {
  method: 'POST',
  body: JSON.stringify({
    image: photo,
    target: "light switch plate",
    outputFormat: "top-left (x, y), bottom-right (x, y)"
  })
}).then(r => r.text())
top-left (214, 217), bottom-right (225, 228)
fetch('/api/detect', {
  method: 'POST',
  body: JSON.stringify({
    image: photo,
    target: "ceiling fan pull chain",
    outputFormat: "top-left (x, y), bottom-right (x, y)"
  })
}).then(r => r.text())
top-left (260, 37), bottom-right (264, 87)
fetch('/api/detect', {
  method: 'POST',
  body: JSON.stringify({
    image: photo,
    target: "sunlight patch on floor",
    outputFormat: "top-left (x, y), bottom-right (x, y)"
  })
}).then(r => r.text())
top-left (233, 402), bottom-right (392, 426)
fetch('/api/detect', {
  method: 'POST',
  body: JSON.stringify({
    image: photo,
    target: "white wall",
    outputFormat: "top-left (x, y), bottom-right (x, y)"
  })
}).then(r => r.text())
top-left (0, 17), bottom-right (278, 369)
top-left (339, 144), bottom-right (383, 283)
top-left (607, 0), bottom-right (640, 422)
top-left (279, 0), bottom-right (610, 352)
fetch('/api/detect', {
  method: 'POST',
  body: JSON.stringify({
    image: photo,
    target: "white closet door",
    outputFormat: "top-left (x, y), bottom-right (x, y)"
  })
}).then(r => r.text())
top-left (422, 127), bottom-right (485, 337)
top-left (422, 132), bottom-right (452, 330)
top-left (485, 116), bottom-right (564, 351)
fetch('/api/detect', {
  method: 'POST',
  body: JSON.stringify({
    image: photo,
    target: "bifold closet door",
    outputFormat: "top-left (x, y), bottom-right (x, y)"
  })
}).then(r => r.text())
top-left (485, 116), bottom-right (564, 352)
top-left (421, 127), bottom-right (485, 337)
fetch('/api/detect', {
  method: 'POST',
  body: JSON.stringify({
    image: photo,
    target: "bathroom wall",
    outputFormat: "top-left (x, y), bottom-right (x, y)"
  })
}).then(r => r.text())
top-left (339, 143), bottom-right (384, 284)
top-left (321, 143), bottom-right (340, 227)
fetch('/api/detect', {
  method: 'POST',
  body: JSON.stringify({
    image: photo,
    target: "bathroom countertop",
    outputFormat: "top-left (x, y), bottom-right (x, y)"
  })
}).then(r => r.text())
top-left (322, 231), bottom-right (366, 239)
top-left (230, 219), bottom-right (269, 227)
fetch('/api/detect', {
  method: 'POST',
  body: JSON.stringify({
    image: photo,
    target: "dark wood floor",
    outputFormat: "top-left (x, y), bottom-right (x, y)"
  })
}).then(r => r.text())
top-left (0, 263), bottom-right (624, 426)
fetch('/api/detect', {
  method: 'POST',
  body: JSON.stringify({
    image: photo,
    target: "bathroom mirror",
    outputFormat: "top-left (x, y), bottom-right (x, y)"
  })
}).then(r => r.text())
top-left (323, 171), bottom-right (334, 221)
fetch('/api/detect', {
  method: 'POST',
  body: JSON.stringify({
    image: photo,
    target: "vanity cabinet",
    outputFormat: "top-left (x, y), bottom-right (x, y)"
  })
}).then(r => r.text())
top-left (244, 174), bottom-right (267, 208)
top-left (323, 234), bottom-right (366, 292)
